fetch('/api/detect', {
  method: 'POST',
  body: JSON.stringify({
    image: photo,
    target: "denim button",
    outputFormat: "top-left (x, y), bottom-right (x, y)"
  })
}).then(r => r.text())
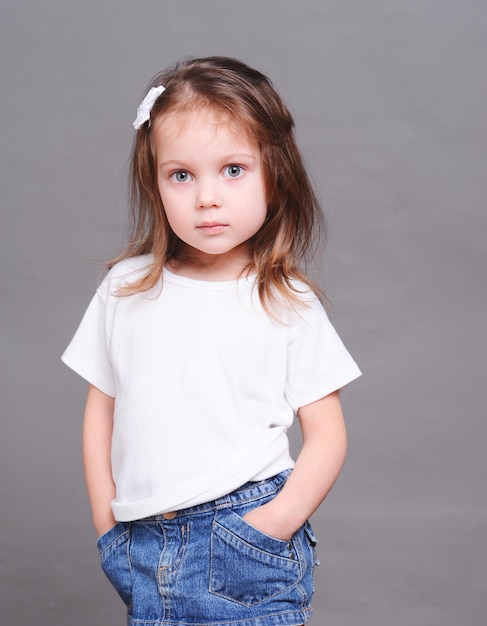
top-left (162, 511), bottom-right (177, 520)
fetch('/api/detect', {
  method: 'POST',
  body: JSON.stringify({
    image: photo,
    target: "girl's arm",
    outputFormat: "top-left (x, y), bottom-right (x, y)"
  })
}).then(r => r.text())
top-left (243, 390), bottom-right (347, 541)
top-left (82, 384), bottom-right (117, 536)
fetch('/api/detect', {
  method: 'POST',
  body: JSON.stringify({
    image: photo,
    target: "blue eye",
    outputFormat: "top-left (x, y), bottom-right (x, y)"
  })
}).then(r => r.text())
top-left (172, 170), bottom-right (191, 182)
top-left (224, 165), bottom-right (243, 178)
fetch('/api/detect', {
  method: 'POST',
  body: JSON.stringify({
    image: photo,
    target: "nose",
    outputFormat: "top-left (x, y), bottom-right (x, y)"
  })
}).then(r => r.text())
top-left (196, 178), bottom-right (221, 209)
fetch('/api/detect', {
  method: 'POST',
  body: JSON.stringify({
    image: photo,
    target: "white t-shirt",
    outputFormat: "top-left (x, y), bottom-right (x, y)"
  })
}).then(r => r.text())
top-left (62, 255), bottom-right (361, 521)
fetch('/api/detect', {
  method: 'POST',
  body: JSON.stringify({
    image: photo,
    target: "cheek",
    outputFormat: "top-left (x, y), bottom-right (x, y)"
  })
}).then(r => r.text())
top-left (253, 185), bottom-right (269, 223)
top-left (158, 184), bottom-right (179, 217)
top-left (157, 178), bottom-right (169, 204)
top-left (160, 200), bottom-right (195, 244)
top-left (239, 198), bottom-right (267, 237)
top-left (163, 207), bottom-right (185, 234)
top-left (157, 190), bottom-right (178, 232)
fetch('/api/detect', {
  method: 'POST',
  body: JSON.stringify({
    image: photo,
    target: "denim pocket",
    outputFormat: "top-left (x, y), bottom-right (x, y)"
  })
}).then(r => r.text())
top-left (97, 522), bottom-right (132, 608)
top-left (210, 508), bottom-right (301, 606)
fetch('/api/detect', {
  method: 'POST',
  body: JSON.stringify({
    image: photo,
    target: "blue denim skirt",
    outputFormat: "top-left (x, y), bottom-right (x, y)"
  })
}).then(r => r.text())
top-left (96, 470), bottom-right (319, 625)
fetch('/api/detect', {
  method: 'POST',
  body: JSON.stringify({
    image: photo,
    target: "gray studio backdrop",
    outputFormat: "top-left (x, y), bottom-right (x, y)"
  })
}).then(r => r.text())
top-left (1, 2), bottom-right (486, 625)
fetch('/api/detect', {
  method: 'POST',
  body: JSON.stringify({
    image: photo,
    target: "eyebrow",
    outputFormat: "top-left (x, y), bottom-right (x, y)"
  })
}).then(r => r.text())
top-left (159, 153), bottom-right (258, 168)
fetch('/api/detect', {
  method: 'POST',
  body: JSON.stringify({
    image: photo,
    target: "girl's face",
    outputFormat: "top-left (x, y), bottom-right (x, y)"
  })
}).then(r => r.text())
top-left (154, 108), bottom-right (267, 277)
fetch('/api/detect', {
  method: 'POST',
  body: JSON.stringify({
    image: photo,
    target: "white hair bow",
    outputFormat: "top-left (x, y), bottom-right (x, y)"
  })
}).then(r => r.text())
top-left (133, 85), bottom-right (166, 130)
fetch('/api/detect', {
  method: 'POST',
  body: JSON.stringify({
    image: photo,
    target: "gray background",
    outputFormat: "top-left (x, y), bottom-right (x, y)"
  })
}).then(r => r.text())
top-left (1, 1), bottom-right (486, 624)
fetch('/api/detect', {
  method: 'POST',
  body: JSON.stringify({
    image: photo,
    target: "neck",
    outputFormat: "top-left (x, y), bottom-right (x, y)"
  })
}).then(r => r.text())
top-left (167, 245), bottom-right (253, 281)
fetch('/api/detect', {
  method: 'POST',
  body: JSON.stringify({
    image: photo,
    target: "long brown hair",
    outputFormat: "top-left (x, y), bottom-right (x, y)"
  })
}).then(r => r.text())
top-left (110, 56), bottom-right (326, 311)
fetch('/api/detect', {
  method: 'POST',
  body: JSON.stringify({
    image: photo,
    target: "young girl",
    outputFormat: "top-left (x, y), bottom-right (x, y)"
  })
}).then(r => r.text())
top-left (62, 56), bottom-right (360, 626)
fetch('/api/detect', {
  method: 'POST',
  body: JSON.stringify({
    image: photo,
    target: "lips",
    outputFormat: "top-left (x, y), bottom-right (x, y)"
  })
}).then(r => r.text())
top-left (197, 222), bottom-right (228, 234)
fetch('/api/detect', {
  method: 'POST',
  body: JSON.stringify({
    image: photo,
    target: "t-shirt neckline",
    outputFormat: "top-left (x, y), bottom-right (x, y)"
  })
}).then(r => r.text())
top-left (163, 267), bottom-right (256, 290)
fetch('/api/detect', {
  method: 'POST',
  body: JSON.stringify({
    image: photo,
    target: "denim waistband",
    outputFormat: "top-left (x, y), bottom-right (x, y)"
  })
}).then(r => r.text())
top-left (147, 469), bottom-right (292, 521)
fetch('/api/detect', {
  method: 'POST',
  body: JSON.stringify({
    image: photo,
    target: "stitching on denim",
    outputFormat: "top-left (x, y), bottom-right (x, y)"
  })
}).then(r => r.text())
top-left (99, 525), bottom-right (133, 610)
top-left (158, 520), bottom-right (191, 622)
top-left (209, 513), bottom-right (301, 607)
top-left (128, 607), bottom-right (311, 624)
top-left (99, 527), bottom-right (130, 558)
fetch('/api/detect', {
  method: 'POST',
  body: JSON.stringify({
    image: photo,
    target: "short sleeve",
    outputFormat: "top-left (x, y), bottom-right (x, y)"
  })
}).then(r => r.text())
top-left (285, 299), bottom-right (361, 411)
top-left (61, 286), bottom-right (116, 397)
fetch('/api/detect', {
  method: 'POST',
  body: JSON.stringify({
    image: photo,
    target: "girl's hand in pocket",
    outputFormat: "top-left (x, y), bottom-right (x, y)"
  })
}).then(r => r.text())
top-left (242, 500), bottom-right (297, 542)
top-left (95, 515), bottom-right (118, 538)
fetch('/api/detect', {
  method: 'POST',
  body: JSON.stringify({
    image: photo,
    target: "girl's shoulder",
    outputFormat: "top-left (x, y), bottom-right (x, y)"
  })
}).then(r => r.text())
top-left (271, 278), bottom-right (327, 328)
top-left (100, 254), bottom-right (155, 293)
top-left (287, 278), bottom-right (323, 311)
